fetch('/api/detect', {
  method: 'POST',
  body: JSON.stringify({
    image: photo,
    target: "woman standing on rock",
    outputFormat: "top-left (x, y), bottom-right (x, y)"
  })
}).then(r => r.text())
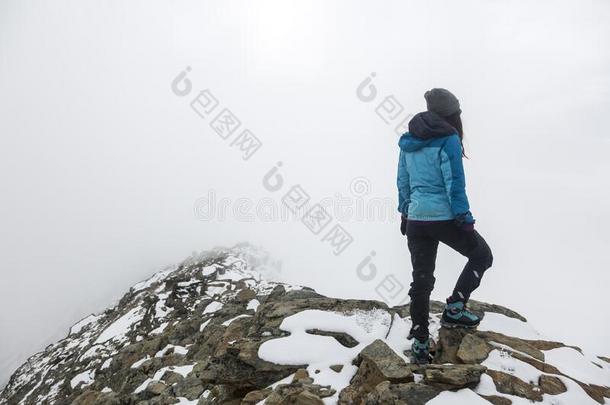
top-left (396, 88), bottom-right (494, 364)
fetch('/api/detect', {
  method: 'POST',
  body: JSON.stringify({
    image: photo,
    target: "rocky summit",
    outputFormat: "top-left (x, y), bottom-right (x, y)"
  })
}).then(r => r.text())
top-left (1, 244), bottom-right (609, 405)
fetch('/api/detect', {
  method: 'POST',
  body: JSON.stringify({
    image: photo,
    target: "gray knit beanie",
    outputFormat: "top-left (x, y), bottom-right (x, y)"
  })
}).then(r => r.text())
top-left (424, 88), bottom-right (461, 117)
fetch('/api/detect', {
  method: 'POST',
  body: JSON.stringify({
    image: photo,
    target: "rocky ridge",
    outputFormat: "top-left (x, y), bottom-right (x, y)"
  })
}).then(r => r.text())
top-left (1, 244), bottom-right (609, 404)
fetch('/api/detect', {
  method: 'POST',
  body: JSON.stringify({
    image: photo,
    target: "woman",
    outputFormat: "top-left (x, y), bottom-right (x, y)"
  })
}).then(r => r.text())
top-left (396, 88), bottom-right (493, 364)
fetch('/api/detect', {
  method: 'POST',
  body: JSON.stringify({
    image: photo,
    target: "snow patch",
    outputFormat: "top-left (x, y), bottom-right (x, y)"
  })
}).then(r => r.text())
top-left (95, 307), bottom-right (144, 344)
top-left (222, 314), bottom-right (251, 326)
top-left (132, 267), bottom-right (175, 292)
top-left (70, 369), bottom-right (95, 389)
top-left (203, 301), bottom-right (223, 315)
top-left (428, 388), bottom-right (490, 404)
top-left (155, 344), bottom-right (188, 358)
top-left (70, 314), bottom-right (100, 335)
top-left (247, 299), bottom-right (260, 311)
top-left (544, 346), bottom-right (610, 387)
top-left (478, 312), bottom-right (542, 340)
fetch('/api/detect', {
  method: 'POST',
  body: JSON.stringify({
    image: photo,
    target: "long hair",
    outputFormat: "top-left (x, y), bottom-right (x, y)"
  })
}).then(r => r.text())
top-left (443, 111), bottom-right (467, 158)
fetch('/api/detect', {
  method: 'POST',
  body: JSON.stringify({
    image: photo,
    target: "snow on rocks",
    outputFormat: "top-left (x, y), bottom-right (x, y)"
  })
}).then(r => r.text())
top-left (478, 311), bottom-right (543, 340)
top-left (155, 344), bottom-right (188, 358)
top-left (94, 306), bottom-right (144, 344)
top-left (543, 346), bottom-right (610, 387)
top-left (3, 243), bottom-right (609, 405)
top-left (247, 298), bottom-right (260, 311)
top-left (202, 300), bottom-right (223, 315)
top-left (131, 266), bottom-right (176, 292)
top-left (130, 356), bottom-right (151, 369)
top-left (70, 369), bottom-right (95, 389)
top-left (69, 314), bottom-right (101, 335)
top-left (222, 314), bottom-right (252, 326)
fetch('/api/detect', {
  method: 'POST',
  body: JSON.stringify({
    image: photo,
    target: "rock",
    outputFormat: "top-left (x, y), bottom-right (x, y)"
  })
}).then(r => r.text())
top-left (174, 376), bottom-right (205, 400)
top-left (478, 394), bottom-right (512, 405)
top-left (72, 391), bottom-right (102, 405)
top-left (241, 388), bottom-right (272, 404)
top-left (236, 288), bottom-right (257, 302)
top-left (197, 384), bottom-right (241, 404)
top-left (264, 383), bottom-right (329, 405)
top-left (457, 333), bottom-right (491, 364)
top-left (435, 328), bottom-right (471, 363)
top-left (476, 331), bottom-right (545, 361)
top-left (364, 381), bottom-right (440, 405)
top-left (357, 339), bottom-right (413, 382)
top-left (421, 364), bottom-right (486, 390)
top-left (486, 370), bottom-right (543, 402)
top-left (292, 368), bottom-right (314, 384)
top-left (577, 383), bottom-right (607, 404)
top-left (509, 351), bottom-right (560, 374)
top-left (305, 329), bottom-right (359, 348)
top-left (290, 390), bottom-right (325, 405)
top-left (330, 364), bottom-right (344, 373)
top-left (3, 244), bottom-right (607, 405)
top-left (598, 356), bottom-right (610, 364)
top-left (539, 375), bottom-right (567, 395)
top-left (526, 339), bottom-right (581, 353)
top-left (160, 370), bottom-right (184, 385)
top-left (467, 300), bottom-right (527, 322)
top-left (338, 340), bottom-right (413, 404)
top-left (146, 381), bottom-right (168, 396)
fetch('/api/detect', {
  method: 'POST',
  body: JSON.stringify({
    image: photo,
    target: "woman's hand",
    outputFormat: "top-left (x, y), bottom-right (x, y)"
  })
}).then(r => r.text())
top-left (454, 212), bottom-right (475, 232)
top-left (400, 215), bottom-right (408, 235)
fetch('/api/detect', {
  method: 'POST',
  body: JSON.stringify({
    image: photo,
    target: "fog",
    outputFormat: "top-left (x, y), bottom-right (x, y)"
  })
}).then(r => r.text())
top-left (1, 0), bottom-right (609, 387)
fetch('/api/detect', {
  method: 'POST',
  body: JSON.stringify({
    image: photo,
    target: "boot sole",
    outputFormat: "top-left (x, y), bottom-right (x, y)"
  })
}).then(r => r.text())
top-left (440, 320), bottom-right (479, 329)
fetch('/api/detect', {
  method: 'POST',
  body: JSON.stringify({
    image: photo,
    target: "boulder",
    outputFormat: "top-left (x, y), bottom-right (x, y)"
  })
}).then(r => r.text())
top-left (364, 381), bottom-right (440, 405)
top-left (478, 394), bottom-right (512, 405)
top-left (146, 381), bottom-right (168, 396)
top-left (486, 370), bottom-right (543, 402)
top-left (338, 340), bottom-right (413, 404)
top-left (241, 388), bottom-right (272, 404)
top-left (173, 376), bottom-right (205, 400)
top-left (457, 333), bottom-right (491, 364)
top-left (357, 340), bottom-right (413, 383)
top-left (538, 375), bottom-right (567, 395)
top-left (476, 331), bottom-right (545, 361)
top-left (421, 364), bottom-right (486, 390)
top-left (435, 328), bottom-right (470, 363)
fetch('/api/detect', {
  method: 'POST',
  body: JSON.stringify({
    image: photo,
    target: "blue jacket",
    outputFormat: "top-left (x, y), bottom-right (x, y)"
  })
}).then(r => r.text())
top-left (397, 111), bottom-right (474, 223)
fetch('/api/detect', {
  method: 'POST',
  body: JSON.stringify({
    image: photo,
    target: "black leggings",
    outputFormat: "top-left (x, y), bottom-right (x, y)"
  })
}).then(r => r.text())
top-left (406, 220), bottom-right (493, 339)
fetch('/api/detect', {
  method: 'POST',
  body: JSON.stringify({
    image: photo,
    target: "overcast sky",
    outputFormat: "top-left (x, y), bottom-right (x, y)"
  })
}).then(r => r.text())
top-left (1, 0), bottom-right (609, 387)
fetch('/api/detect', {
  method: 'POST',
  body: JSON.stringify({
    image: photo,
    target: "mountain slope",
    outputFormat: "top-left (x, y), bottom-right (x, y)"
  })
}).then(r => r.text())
top-left (1, 244), bottom-right (609, 405)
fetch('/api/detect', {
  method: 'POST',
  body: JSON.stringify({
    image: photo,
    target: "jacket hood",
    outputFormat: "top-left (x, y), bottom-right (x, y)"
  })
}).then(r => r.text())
top-left (398, 111), bottom-right (458, 152)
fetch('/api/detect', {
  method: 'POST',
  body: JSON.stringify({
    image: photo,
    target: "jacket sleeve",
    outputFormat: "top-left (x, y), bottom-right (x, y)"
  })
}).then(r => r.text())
top-left (396, 149), bottom-right (410, 216)
top-left (439, 135), bottom-right (474, 223)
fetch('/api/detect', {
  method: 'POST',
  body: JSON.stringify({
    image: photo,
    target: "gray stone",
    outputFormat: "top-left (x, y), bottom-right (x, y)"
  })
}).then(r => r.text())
top-left (457, 333), bottom-right (491, 364)
top-left (422, 364), bottom-right (487, 390)
top-left (539, 375), bottom-right (567, 395)
top-left (487, 369), bottom-right (543, 402)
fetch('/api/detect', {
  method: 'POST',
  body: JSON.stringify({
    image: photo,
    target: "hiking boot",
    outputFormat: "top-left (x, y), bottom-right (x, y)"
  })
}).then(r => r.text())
top-left (441, 300), bottom-right (480, 328)
top-left (410, 337), bottom-right (431, 365)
